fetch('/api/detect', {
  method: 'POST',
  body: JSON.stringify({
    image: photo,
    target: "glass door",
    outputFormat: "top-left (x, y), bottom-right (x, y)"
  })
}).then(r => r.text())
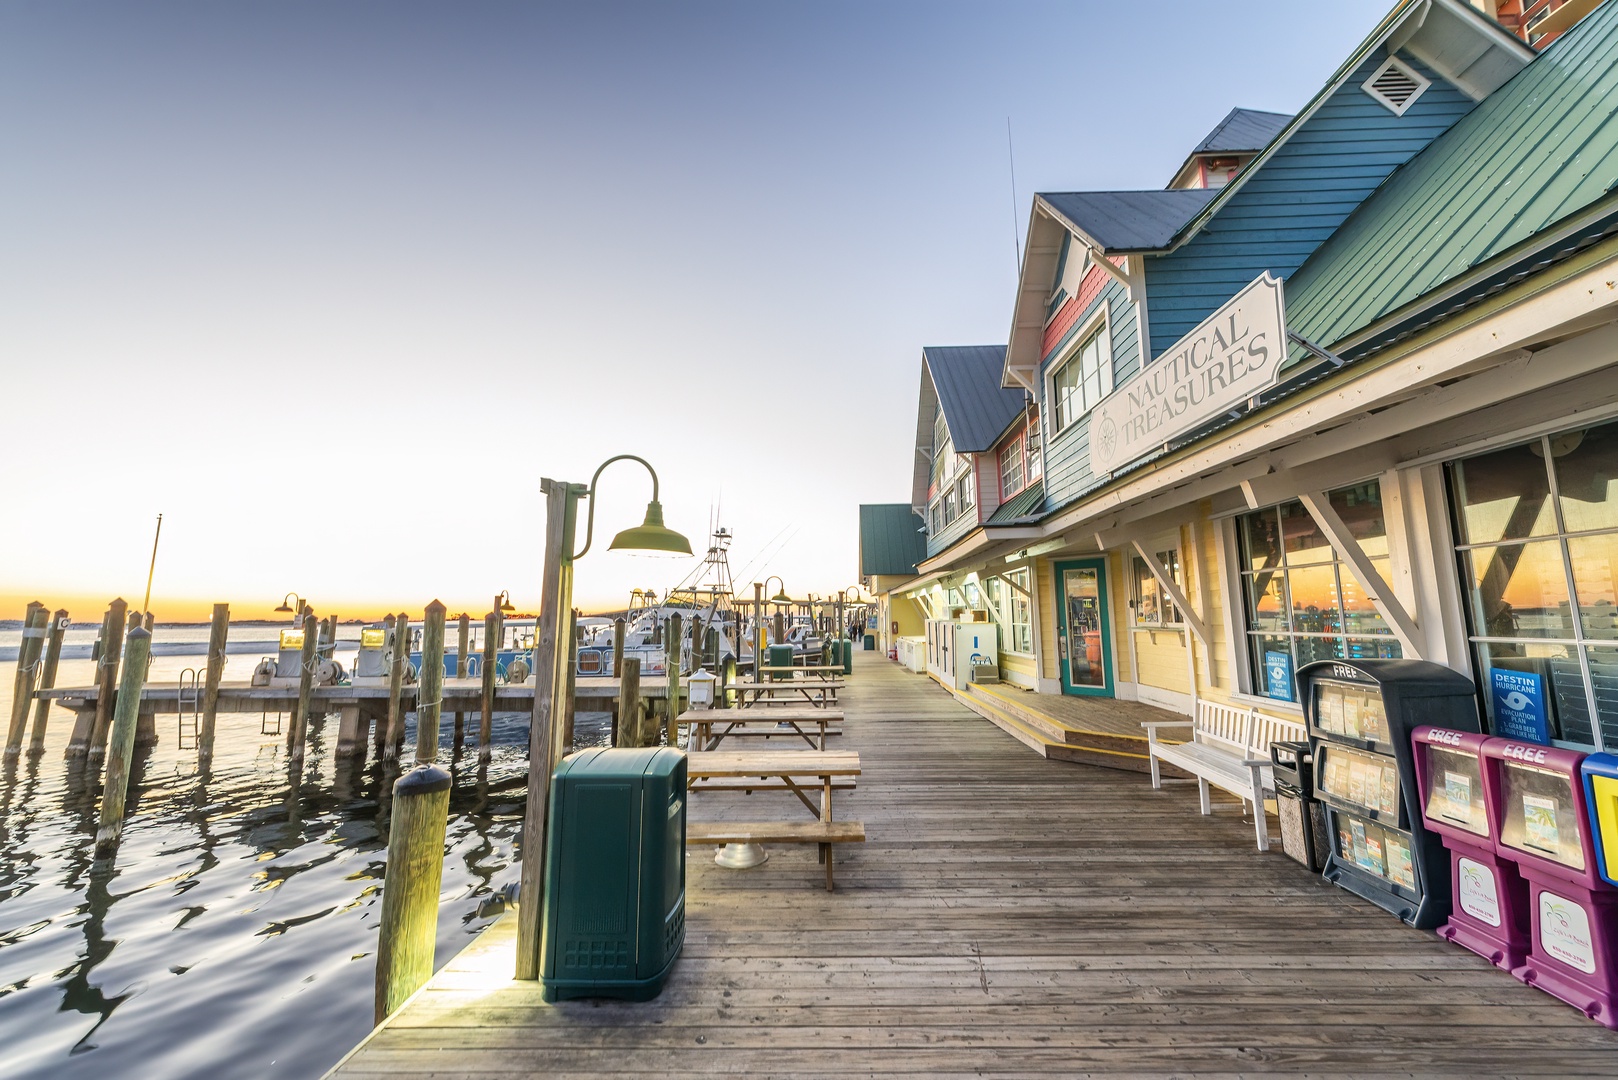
top-left (1055, 558), bottom-right (1113, 696)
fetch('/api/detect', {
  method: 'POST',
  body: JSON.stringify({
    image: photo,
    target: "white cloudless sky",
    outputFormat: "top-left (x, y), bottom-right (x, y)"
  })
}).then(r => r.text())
top-left (0, 0), bottom-right (1394, 619)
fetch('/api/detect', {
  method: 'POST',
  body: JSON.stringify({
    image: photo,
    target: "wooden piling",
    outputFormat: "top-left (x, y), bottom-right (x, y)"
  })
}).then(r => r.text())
top-left (88, 598), bottom-right (130, 754)
top-left (143, 610), bottom-right (154, 632)
top-left (416, 601), bottom-right (446, 765)
top-left (288, 610), bottom-right (318, 763)
top-left (198, 603), bottom-right (229, 763)
top-left (27, 608), bottom-right (68, 753)
top-left (374, 762), bottom-right (452, 1024)
top-left (479, 612), bottom-right (496, 763)
top-left (96, 626), bottom-right (152, 857)
top-left (385, 613), bottom-right (411, 760)
top-left (559, 608), bottom-right (577, 757)
top-left (453, 613), bottom-right (470, 749)
top-left (615, 657), bottom-right (643, 748)
top-left (6, 604), bottom-right (47, 756)
top-left (665, 614), bottom-right (683, 748)
top-left (721, 654), bottom-right (736, 709)
top-left (609, 617), bottom-right (627, 744)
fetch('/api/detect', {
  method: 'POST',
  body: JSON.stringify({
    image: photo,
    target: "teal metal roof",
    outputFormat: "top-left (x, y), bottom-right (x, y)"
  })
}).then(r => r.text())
top-left (859, 504), bottom-right (927, 579)
top-left (987, 481), bottom-right (1045, 525)
top-left (1285, 3), bottom-right (1618, 355)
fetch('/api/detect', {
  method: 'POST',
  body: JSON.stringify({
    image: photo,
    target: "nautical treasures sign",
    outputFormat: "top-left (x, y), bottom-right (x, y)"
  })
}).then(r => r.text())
top-left (1088, 272), bottom-right (1287, 475)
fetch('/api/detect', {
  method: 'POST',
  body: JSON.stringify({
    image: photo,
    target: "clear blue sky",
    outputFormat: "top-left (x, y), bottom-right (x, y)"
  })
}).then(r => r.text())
top-left (0, 0), bottom-right (1393, 617)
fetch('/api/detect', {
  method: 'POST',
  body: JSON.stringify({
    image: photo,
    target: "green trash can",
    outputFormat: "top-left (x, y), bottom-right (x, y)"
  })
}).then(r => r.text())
top-left (767, 643), bottom-right (795, 680)
top-left (841, 637), bottom-right (853, 675)
top-left (863, 633), bottom-right (876, 651)
top-left (828, 638), bottom-right (842, 669)
top-left (539, 746), bottom-right (687, 1002)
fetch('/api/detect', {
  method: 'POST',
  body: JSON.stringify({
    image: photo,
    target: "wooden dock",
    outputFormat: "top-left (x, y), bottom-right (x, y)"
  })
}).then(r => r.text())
top-left (326, 651), bottom-right (1618, 1078)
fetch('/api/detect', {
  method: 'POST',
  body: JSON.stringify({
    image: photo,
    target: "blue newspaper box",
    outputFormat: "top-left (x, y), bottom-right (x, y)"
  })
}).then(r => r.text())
top-left (539, 747), bottom-right (687, 1002)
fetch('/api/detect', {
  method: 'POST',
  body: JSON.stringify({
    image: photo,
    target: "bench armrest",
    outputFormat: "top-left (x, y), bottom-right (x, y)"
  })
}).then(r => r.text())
top-left (1140, 720), bottom-right (1194, 731)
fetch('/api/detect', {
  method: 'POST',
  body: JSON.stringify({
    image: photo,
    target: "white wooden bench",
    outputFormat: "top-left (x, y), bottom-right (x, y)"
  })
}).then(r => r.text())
top-left (1141, 700), bottom-right (1306, 852)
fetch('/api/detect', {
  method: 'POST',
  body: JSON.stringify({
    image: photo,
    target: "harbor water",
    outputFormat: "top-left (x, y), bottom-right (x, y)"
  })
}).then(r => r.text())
top-left (0, 620), bottom-right (602, 1079)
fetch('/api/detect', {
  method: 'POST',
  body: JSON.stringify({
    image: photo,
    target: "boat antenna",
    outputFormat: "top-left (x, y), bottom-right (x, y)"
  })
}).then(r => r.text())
top-left (141, 513), bottom-right (163, 617)
top-left (1006, 116), bottom-right (1021, 271)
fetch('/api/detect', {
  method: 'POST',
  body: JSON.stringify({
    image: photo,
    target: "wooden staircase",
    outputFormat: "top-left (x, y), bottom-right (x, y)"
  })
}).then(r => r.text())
top-left (948, 679), bottom-right (1176, 775)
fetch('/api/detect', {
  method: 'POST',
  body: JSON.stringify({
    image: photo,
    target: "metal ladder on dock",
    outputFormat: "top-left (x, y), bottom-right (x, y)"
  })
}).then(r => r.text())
top-left (177, 669), bottom-right (201, 750)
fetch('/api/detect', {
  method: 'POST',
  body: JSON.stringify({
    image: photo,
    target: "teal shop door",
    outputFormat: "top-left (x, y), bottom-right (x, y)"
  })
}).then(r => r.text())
top-left (1055, 558), bottom-right (1113, 697)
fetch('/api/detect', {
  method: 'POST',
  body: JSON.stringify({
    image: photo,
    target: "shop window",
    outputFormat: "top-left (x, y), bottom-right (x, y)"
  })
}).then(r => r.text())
top-left (1131, 550), bottom-right (1183, 627)
top-left (1004, 568), bottom-right (1033, 654)
top-left (1449, 418), bottom-right (1618, 749)
top-left (1236, 482), bottom-right (1399, 704)
top-left (999, 439), bottom-right (1024, 498)
top-left (1049, 319), bottom-right (1108, 436)
top-left (1027, 429), bottom-right (1043, 482)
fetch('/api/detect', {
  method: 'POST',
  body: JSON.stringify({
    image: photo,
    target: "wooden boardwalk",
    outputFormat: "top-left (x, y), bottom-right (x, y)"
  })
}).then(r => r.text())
top-left (328, 652), bottom-right (1618, 1078)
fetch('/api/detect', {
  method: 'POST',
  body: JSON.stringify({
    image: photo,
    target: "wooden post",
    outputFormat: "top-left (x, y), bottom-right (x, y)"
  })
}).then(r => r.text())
top-left (721, 654), bottom-right (736, 709)
top-left (479, 612), bottom-right (496, 763)
top-left (705, 626), bottom-right (720, 669)
top-left (385, 613), bottom-right (410, 760)
top-left (288, 610), bottom-right (318, 763)
top-left (27, 608), bottom-right (68, 753)
top-left (416, 601), bottom-right (446, 765)
top-left (90, 597), bottom-right (129, 754)
top-left (96, 626), bottom-right (152, 857)
top-left (516, 478), bottom-right (578, 980)
top-left (773, 608), bottom-right (784, 646)
top-left (559, 608), bottom-right (578, 757)
top-left (198, 603), bottom-right (229, 764)
top-left (6, 604), bottom-right (47, 756)
top-left (690, 615), bottom-right (704, 669)
top-left (143, 610), bottom-right (155, 632)
top-left (374, 762), bottom-right (452, 1023)
top-left (609, 616), bottom-right (627, 744)
top-left (615, 657), bottom-right (643, 748)
top-left (453, 613), bottom-right (470, 750)
top-left (665, 614), bottom-right (683, 748)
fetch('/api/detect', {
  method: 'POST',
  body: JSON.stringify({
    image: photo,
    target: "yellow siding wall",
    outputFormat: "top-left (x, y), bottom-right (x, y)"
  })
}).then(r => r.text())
top-left (1131, 629), bottom-right (1189, 692)
top-left (1037, 558), bottom-right (1058, 681)
top-left (1001, 652), bottom-right (1035, 681)
top-left (1108, 552), bottom-right (1133, 684)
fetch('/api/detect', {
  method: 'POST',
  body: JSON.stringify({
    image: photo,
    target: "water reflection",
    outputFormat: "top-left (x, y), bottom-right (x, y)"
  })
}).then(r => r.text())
top-left (0, 652), bottom-right (577, 1080)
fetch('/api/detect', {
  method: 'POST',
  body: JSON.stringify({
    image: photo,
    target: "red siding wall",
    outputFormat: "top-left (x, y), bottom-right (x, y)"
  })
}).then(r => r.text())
top-left (1041, 259), bottom-right (1119, 360)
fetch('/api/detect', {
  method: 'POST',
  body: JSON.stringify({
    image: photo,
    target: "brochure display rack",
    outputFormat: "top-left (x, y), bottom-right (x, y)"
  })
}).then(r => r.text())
top-left (1412, 727), bottom-right (1531, 969)
top-left (1299, 659), bottom-right (1480, 930)
top-left (1482, 740), bottom-right (1618, 1027)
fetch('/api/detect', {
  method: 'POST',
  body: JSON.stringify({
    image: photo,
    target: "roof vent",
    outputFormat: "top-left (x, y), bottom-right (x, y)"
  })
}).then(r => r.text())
top-left (1362, 56), bottom-right (1430, 117)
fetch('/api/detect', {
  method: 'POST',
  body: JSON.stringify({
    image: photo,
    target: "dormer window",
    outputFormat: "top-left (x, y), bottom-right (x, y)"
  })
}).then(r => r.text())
top-left (1048, 313), bottom-right (1112, 438)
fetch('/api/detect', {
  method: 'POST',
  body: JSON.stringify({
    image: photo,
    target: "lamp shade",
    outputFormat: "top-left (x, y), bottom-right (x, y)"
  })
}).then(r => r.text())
top-left (609, 500), bottom-right (692, 555)
top-left (274, 602), bottom-right (294, 613)
top-left (771, 591), bottom-right (790, 604)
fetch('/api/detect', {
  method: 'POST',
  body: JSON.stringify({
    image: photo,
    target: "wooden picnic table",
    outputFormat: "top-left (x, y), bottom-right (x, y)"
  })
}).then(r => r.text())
top-left (685, 749), bottom-right (864, 890)
top-left (757, 664), bottom-right (843, 680)
top-left (679, 706), bottom-right (844, 750)
top-left (727, 678), bottom-right (844, 707)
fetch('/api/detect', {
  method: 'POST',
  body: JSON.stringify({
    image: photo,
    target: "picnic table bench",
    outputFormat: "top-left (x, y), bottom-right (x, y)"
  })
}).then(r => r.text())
top-left (758, 664), bottom-right (843, 681)
top-left (727, 678), bottom-right (844, 707)
top-left (685, 749), bottom-right (864, 890)
top-left (679, 706), bottom-right (844, 750)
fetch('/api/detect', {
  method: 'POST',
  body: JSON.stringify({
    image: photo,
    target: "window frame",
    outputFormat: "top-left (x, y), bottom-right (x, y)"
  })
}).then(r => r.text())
top-left (1446, 422), bottom-right (1618, 752)
top-left (1131, 549), bottom-right (1184, 628)
top-left (999, 435), bottom-right (1025, 500)
top-left (1046, 306), bottom-right (1112, 441)
top-left (1003, 567), bottom-right (1034, 655)
top-left (1234, 481), bottom-right (1400, 705)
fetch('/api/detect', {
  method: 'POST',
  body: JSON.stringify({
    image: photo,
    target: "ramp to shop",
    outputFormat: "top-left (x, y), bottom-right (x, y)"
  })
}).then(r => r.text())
top-left (956, 677), bottom-right (1180, 771)
top-left (329, 650), bottom-right (1618, 1079)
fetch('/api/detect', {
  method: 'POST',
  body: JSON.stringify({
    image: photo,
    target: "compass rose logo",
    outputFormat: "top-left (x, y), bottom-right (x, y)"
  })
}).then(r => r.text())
top-left (1096, 415), bottom-right (1118, 466)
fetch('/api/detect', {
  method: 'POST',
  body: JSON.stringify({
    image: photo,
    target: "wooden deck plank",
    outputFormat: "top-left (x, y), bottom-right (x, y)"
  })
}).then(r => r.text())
top-left (326, 651), bottom-right (1618, 1079)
